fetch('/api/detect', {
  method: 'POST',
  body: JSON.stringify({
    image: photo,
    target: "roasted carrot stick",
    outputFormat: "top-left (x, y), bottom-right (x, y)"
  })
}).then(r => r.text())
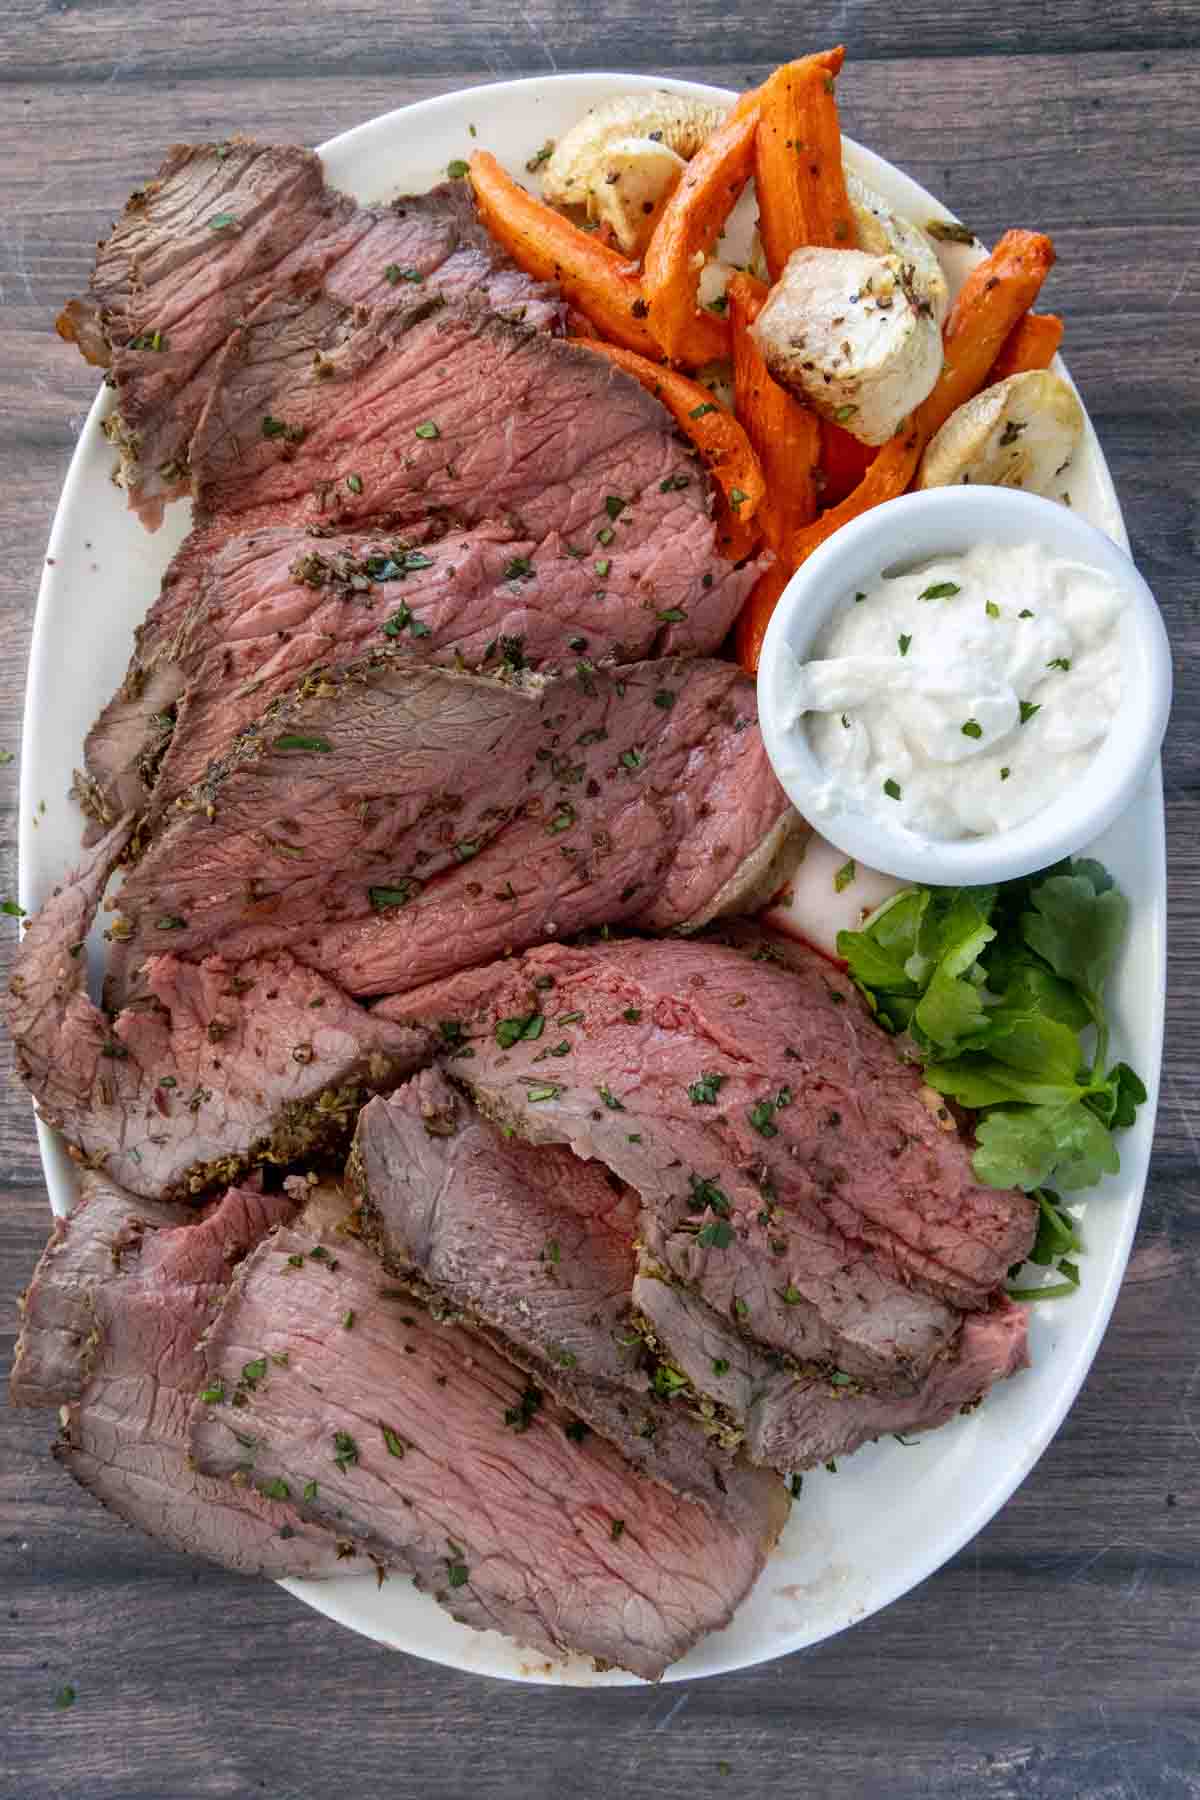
top-left (727, 273), bottom-right (818, 558)
top-left (641, 90), bottom-right (761, 366)
top-left (572, 336), bottom-right (766, 525)
top-left (735, 230), bottom-right (1057, 669)
top-left (735, 559), bottom-right (792, 673)
top-left (754, 48), bottom-right (851, 280)
top-left (818, 418), bottom-right (878, 508)
top-left (468, 152), bottom-right (661, 359)
top-left (988, 311), bottom-right (1064, 381)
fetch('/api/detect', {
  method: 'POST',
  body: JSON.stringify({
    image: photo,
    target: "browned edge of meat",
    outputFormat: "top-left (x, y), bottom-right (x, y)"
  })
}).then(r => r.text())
top-left (5, 815), bottom-right (431, 1200)
top-left (13, 1170), bottom-right (363, 1577)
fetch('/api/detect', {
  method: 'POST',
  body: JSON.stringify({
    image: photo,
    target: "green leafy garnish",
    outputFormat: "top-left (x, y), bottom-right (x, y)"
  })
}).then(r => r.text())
top-left (688, 1071), bottom-right (725, 1105)
top-left (495, 1012), bottom-right (544, 1049)
top-left (835, 862), bottom-right (1145, 1287)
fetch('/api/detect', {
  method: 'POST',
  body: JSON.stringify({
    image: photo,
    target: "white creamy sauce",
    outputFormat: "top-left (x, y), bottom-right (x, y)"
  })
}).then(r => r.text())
top-left (786, 541), bottom-right (1124, 840)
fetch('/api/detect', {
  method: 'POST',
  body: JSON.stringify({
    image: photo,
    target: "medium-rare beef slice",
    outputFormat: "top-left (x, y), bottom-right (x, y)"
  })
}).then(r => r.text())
top-left (59, 140), bottom-right (561, 526)
top-left (107, 656), bottom-right (792, 1000)
top-left (378, 936), bottom-right (1035, 1382)
top-left (189, 288), bottom-right (758, 647)
top-left (189, 1194), bottom-right (790, 1679)
top-left (351, 1070), bottom-right (778, 1511)
top-left (633, 1264), bottom-right (1029, 1473)
top-left (13, 1172), bottom-right (358, 1576)
top-left (5, 818), bottom-right (428, 1199)
top-left (78, 483), bottom-right (758, 835)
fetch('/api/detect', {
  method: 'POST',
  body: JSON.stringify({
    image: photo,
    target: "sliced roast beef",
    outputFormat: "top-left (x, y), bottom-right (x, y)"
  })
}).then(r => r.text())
top-left (59, 141), bottom-right (561, 526)
top-left (189, 288), bottom-right (754, 613)
top-left (378, 934), bottom-right (1036, 1385)
top-left (105, 656), bottom-right (793, 1001)
top-left (350, 1069), bottom-right (766, 1509)
top-left (12, 1171), bottom-right (359, 1576)
top-left (633, 1265), bottom-right (1030, 1472)
top-left (77, 489), bottom-right (759, 834)
top-left (189, 1189), bottom-right (790, 1679)
top-left (5, 818), bottom-right (428, 1199)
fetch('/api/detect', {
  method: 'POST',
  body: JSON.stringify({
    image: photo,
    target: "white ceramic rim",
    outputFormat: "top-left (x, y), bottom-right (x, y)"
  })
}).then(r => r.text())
top-left (757, 486), bottom-right (1173, 885)
top-left (15, 71), bottom-right (1166, 1689)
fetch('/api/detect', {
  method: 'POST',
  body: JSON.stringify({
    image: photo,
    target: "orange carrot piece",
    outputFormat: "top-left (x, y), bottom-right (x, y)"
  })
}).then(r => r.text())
top-left (733, 229), bottom-right (1058, 669)
top-left (754, 48), bottom-right (851, 280)
top-left (735, 559), bottom-right (792, 674)
top-left (819, 418), bottom-right (878, 508)
top-left (988, 311), bottom-right (1064, 381)
top-left (468, 152), bottom-right (661, 359)
top-left (641, 90), bottom-right (761, 366)
top-left (572, 336), bottom-right (766, 525)
top-left (727, 273), bottom-right (818, 559)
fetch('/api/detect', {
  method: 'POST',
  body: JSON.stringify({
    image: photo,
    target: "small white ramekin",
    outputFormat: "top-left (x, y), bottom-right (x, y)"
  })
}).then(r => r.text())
top-left (756, 487), bottom-right (1172, 886)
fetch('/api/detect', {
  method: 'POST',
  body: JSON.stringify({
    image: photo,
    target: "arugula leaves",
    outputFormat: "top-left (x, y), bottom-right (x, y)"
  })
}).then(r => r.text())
top-left (837, 861), bottom-right (1145, 1240)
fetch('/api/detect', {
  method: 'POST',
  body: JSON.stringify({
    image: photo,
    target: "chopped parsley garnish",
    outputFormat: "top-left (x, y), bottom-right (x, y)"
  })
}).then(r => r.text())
top-left (199, 1380), bottom-right (225, 1405)
top-left (688, 1175), bottom-right (730, 1215)
top-left (527, 1083), bottom-right (562, 1102)
top-left (898, 633), bottom-right (911, 656)
top-left (525, 140), bottom-right (555, 172)
top-left (414, 420), bottom-right (440, 440)
top-left (596, 525), bottom-right (615, 546)
top-left (446, 160), bottom-right (470, 179)
top-left (926, 218), bottom-right (976, 244)
top-left (605, 495), bottom-right (627, 519)
top-left (833, 404), bottom-right (858, 423)
top-left (259, 1477), bottom-right (291, 1501)
top-left (1000, 767), bottom-right (1011, 781)
top-left (495, 1012), bottom-right (544, 1048)
top-left (620, 748), bottom-right (645, 772)
top-left (961, 719), bottom-right (983, 739)
top-left (696, 1219), bottom-right (734, 1249)
top-left (610, 1519), bottom-right (626, 1541)
top-left (712, 1358), bottom-right (730, 1377)
top-left (342, 1310), bottom-right (355, 1330)
top-left (623, 1007), bottom-right (642, 1023)
top-left (273, 734), bottom-right (332, 753)
top-left (652, 1364), bottom-right (689, 1398)
top-left (369, 882), bottom-right (418, 911)
top-left (1047, 656), bottom-right (1072, 672)
top-left (503, 555), bottom-right (534, 580)
top-left (687, 1072), bottom-right (725, 1105)
top-left (384, 264), bottom-right (423, 284)
top-left (208, 211), bottom-right (238, 231)
top-left (594, 558), bottom-right (611, 577)
top-left (380, 1424), bottom-right (407, 1458)
top-left (985, 600), bottom-right (1001, 619)
top-left (728, 486), bottom-right (748, 511)
top-left (564, 1419), bottom-right (590, 1442)
top-left (446, 1560), bottom-right (469, 1587)
top-left (597, 1085), bottom-right (625, 1110)
top-left (240, 1358), bottom-right (267, 1387)
top-left (656, 607), bottom-right (687, 623)
top-left (689, 402), bottom-right (718, 419)
top-left (883, 777), bottom-right (902, 800)
top-left (504, 1384), bottom-right (544, 1433)
top-left (834, 858), bottom-right (856, 893)
top-left (303, 1480), bottom-right (318, 1501)
top-left (332, 1430), bottom-right (359, 1472)
top-left (653, 689), bottom-right (676, 710)
top-left (1019, 700), bottom-right (1041, 725)
top-left (345, 473), bottom-right (364, 495)
top-left (918, 581), bottom-right (961, 601)
top-left (544, 1239), bottom-right (561, 1265)
top-left (1019, 608), bottom-right (1035, 618)
top-left (748, 1099), bottom-right (779, 1138)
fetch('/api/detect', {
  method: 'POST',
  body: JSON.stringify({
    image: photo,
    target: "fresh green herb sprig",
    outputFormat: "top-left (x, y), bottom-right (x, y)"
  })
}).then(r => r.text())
top-left (836, 860), bottom-right (1146, 1249)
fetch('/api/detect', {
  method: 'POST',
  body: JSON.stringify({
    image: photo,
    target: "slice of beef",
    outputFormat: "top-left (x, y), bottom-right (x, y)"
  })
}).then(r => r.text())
top-left (77, 486), bottom-right (759, 835)
top-left (106, 656), bottom-right (792, 1001)
top-left (5, 818), bottom-right (428, 1199)
top-left (633, 1264), bottom-right (1030, 1473)
top-left (189, 1190), bottom-right (790, 1679)
top-left (351, 1069), bottom-right (768, 1510)
top-left (12, 1171), bottom-right (359, 1576)
top-left (59, 140), bottom-right (561, 526)
top-left (189, 287), bottom-right (755, 626)
top-left (378, 934), bottom-right (1036, 1385)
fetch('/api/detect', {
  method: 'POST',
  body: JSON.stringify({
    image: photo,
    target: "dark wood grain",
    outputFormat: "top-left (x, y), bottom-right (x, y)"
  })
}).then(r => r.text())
top-left (1, 8), bottom-right (1199, 1796)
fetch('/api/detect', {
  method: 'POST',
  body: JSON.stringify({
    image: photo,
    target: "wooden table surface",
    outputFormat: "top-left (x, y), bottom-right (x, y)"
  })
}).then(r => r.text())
top-left (1, 4), bottom-right (1197, 1796)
